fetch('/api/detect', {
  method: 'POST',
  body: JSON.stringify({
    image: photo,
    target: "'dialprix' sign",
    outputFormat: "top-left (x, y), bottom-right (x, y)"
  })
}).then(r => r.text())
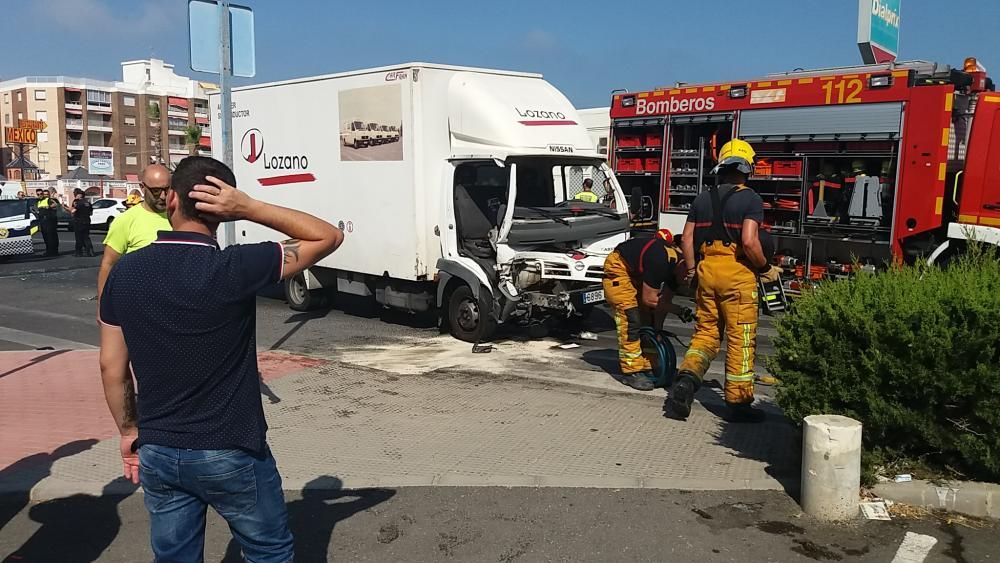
top-left (858, 0), bottom-right (901, 64)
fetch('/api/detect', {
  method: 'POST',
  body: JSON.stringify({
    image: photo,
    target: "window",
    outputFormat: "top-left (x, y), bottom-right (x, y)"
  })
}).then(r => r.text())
top-left (35, 110), bottom-right (47, 122)
top-left (123, 96), bottom-right (136, 107)
top-left (126, 155), bottom-right (138, 165)
top-left (92, 199), bottom-right (118, 209)
top-left (16, 92), bottom-right (22, 102)
top-left (17, 112), bottom-right (23, 121)
top-left (4, 114), bottom-right (9, 125)
top-left (34, 90), bottom-right (46, 100)
top-left (38, 132), bottom-right (49, 143)
top-left (38, 152), bottom-right (49, 164)
top-left (3, 93), bottom-right (8, 103)
top-left (125, 136), bottom-right (137, 146)
top-left (87, 90), bottom-right (112, 105)
top-left (124, 116), bottom-right (136, 126)
top-left (150, 139), bottom-right (157, 147)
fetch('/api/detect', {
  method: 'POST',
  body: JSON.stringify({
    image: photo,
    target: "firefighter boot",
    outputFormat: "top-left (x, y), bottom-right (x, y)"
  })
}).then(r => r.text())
top-left (619, 371), bottom-right (657, 391)
top-left (664, 371), bottom-right (700, 420)
top-left (725, 402), bottom-right (767, 423)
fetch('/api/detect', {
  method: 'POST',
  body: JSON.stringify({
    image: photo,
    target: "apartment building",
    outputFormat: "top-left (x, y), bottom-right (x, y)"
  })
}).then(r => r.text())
top-left (0, 59), bottom-right (214, 181)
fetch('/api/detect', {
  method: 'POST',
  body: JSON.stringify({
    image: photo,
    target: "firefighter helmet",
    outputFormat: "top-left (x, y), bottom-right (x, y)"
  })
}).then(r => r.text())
top-left (655, 228), bottom-right (674, 244)
top-left (126, 193), bottom-right (143, 207)
top-left (711, 139), bottom-right (756, 175)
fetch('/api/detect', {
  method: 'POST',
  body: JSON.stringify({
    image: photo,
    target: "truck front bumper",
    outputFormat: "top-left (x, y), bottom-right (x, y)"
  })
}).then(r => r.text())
top-left (522, 285), bottom-right (605, 312)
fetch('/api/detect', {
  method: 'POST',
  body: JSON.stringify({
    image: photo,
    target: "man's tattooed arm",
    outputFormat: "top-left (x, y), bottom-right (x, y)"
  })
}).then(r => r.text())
top-left (282, 239), bottom-right (301, 265)
top-left (122, 375), bottom-right (138, 430)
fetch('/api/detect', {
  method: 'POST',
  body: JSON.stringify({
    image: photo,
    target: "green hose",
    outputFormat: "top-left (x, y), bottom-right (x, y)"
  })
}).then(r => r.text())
top-left (638, 327), bottom-right (679, 388)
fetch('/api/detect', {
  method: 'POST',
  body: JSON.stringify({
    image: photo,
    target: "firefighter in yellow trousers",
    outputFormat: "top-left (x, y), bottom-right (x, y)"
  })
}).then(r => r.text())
top-left (603, 230), bottom-right (693, 391)
top-left (667, 139), bottom-right (780, 423)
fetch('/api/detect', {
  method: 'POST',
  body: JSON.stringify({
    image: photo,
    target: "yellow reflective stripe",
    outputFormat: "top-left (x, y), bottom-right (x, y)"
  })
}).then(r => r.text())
top-left (726, 373), bottom-right (755, 382)
top-left (685, 349), bottom-right (712, 361)
top-left (741, 324), bottom-right (751, 375)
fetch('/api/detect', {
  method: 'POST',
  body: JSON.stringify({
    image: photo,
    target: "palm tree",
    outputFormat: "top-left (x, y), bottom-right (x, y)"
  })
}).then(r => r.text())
top-left (148, 102), bottom-right (163, 164)
top-left (184, 125), bottom-right (203, 154)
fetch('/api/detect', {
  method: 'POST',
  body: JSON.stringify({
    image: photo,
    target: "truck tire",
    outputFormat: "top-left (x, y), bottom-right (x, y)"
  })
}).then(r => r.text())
top-left (284, 272), bottom-right (327, 312)
top-left (446, 284), bottom-right (497, 343)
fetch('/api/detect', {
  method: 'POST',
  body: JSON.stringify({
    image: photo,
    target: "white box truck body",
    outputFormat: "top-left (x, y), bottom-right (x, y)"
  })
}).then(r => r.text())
top-left (211, 63), bottom-right (628, 341)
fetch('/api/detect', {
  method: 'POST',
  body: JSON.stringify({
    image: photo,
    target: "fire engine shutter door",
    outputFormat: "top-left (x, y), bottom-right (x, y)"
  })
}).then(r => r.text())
top-left (738, 103), bottom-right (902, 142)
top-left (670, 113), bottom-right (734, 125)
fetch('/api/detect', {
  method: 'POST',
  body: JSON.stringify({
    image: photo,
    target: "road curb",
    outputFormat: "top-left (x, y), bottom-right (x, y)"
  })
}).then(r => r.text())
top-left (874, 479), bottom-right (1000, 520)
top-left (20, 474), bottom-right (790, 502)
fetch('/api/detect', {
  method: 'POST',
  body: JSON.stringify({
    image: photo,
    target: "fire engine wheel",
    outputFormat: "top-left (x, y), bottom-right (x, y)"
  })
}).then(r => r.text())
top-left (284, 272), bottom-right (328, 312)
top-left (446, 284), bottom-right (496, 343)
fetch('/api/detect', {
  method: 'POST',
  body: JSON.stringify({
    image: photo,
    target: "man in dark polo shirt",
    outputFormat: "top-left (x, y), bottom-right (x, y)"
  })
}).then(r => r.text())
top-left (99, 156), bottom-right (343, 562)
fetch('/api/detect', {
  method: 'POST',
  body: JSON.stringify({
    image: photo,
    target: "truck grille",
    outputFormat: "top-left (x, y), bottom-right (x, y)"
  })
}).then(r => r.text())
top-left (540, 261), bottom-right (604, 282)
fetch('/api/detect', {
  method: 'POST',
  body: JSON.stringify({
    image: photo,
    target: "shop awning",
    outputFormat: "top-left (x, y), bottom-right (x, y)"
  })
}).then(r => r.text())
top-left (196, 116), bottom-right (210, 125)
top-left (168, 97), bottom-right (189, 108)
top-left (64, 108), bottom-right (83, 115)
top-left (199, 136), bottom-right (211, 146)
top-left (126, 174), bottom-right (139, 182)
top-left (64, 87), bottom-right (82, 93)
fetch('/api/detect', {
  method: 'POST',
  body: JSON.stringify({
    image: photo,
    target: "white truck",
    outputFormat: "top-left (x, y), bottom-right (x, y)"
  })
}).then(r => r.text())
top-left (212, 63), bottom-right (628, 341)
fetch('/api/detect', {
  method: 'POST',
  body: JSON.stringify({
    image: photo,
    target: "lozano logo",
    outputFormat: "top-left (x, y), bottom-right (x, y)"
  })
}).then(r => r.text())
top-left (241, 128), bottom-right (264, 164)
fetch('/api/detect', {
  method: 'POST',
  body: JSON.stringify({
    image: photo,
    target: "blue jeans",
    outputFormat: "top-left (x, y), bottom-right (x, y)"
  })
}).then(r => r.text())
top-left (138, 444), bottom-right (294, 563)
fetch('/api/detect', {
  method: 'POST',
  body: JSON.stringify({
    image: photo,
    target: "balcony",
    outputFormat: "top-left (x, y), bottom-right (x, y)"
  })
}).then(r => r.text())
top-left (168, 145), bottom-right (189, 155)
top-left (87, 121), bottom-right (113, 132)
top-left (168, 106), bottom-right (188, 118)
top-left (65, 118), bottom-right (84, 130)
top-left (87, 102), bottom-right (112, 114)
top-left (65, 101), bottom-right (83, 111)
top-left (193, 106), bottom-right (209, 118)
top-left (67, 141), bottom-right (84, 151)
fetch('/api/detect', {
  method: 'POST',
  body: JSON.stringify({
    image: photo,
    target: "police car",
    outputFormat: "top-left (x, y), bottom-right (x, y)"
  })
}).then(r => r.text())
top-left (0, 199), bottom-right (38, 259)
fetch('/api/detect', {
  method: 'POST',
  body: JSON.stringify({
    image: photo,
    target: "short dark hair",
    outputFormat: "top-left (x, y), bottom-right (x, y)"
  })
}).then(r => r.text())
top-left (583, 178), bottom-right (594, 189)
top-left (170, 156), bottom-right (237, 221)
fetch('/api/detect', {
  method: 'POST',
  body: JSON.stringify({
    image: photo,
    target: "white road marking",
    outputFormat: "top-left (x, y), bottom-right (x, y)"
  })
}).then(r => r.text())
top-left (0, 326), bottom-right (96, 350)
top-left (891, 532), bottom-right (938, 563)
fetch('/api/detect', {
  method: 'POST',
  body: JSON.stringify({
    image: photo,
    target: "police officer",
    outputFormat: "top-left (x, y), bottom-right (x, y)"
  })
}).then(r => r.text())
top-left (667, 139), bottom-right (779, 423)
top-left (602, 229), bottom-right (693, 390)
top-left (36, 189), bottom-right (60, 257)
top-left (65, 188), bottom-right (95, 257)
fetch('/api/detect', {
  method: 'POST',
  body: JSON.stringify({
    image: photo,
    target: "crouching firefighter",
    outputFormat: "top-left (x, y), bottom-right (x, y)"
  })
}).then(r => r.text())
top-left (667, 139), bottom-right (780, 423)
top-left (603, 229), bottom-right (694, 391)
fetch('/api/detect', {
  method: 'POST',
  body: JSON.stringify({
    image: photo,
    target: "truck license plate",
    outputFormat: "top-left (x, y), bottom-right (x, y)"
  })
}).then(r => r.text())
top-left (582, 289), bottom-right (605, 304)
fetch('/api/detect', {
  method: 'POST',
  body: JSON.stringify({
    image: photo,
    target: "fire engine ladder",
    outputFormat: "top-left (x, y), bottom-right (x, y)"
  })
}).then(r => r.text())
top-left (758, 277), bottom-right (789, 315)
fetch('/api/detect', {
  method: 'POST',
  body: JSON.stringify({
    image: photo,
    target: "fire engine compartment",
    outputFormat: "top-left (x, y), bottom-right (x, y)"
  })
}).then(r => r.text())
top-left (609, 60), bottom-right (998, 292)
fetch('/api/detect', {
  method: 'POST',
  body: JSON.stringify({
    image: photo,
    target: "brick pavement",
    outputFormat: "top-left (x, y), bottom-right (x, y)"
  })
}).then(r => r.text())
top-left (0, 338), bottom-right (798, 498)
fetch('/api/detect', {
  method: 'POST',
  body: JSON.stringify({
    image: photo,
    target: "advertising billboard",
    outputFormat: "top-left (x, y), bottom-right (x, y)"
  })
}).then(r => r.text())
top-left (87, 147), bottom-right (115, 176)
top-left (858, 0), bottom-right (901, 64)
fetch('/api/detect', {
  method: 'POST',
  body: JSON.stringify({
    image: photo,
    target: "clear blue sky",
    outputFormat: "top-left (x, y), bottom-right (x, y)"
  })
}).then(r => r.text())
top-left (5, 0), bottom-right (998, 108)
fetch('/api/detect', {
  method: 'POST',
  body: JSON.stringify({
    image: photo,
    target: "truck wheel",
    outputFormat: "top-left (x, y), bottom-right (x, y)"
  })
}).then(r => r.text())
top-left (446, 284), bottom-right (496, 343)
top-left (284, 272), bottom-right (327, 312)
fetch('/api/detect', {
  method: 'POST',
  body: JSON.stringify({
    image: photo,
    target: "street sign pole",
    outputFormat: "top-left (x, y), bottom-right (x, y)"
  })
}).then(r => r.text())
top-left (218, 0), bottom-right (235, 245)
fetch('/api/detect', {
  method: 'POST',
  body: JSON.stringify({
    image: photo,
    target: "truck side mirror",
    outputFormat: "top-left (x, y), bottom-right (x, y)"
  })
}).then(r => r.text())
top-left (630, 186), bottom-right (642, 215)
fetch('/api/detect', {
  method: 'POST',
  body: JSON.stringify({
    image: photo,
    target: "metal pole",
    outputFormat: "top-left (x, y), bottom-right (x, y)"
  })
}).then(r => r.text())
top-left (219, 0), bottom-right (235, 246)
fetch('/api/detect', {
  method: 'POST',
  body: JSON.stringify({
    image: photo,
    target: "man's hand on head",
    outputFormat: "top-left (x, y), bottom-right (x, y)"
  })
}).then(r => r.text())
top-left (189, 176), bottom-right (257, 222)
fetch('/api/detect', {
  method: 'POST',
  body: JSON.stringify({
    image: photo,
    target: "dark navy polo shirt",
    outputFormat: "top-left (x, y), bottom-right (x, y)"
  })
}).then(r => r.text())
top-left (100, 230), bottom-right (283, 456)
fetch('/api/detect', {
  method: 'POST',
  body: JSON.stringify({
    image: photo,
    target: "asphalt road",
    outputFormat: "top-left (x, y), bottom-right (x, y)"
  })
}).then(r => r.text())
top-left (1, 242), bottom-right (997, 561)
top-left (1, 488), bottom-right (996, 562)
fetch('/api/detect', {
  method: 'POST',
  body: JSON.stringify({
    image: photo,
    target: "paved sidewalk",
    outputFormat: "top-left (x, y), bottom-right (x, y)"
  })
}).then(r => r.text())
top-left (1, 341), bottom-right (798, 499)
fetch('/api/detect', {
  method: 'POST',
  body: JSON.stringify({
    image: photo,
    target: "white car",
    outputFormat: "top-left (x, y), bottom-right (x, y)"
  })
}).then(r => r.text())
top-left (90, 198), bottom-right (127, 229)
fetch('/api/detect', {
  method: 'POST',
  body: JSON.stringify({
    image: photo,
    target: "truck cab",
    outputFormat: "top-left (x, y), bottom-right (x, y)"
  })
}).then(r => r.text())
top-left (367, 122), bottom-right (385, 145)
top-left (340, 120), bottom-right (370, 148)
top-left (381, 124), bottom-right (398, 143)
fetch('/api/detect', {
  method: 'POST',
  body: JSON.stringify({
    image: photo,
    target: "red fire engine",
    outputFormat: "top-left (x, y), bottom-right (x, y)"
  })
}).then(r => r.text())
top-left (609, 58), bottom-right (998, 287)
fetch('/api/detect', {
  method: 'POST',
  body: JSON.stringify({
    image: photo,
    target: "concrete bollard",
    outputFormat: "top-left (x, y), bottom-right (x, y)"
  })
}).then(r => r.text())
top-left (801, 414), bottom-right (863, 521)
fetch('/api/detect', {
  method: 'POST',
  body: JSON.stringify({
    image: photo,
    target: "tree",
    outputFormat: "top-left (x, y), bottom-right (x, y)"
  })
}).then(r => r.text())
top-left (184, 125), bottom-right (203, 154)
top-left (148, 102), bottom-right (163, 164)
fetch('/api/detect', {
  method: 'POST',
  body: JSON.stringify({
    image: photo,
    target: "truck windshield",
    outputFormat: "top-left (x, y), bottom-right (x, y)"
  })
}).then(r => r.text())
top-left (508, 156), bottom-right (624, 218)
top-left (368, 123), bottom-right (380, 131)
top-left (352, 121), bottom-right (365, 130)
top-left (503, 156), bottom-right (627, 245)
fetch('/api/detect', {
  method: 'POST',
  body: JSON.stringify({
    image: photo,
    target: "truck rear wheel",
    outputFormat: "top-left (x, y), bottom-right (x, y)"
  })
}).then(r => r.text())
top-left (446, 284), bottom-right (496, 343)
top-left (285, 272), bottom-right (328, 312)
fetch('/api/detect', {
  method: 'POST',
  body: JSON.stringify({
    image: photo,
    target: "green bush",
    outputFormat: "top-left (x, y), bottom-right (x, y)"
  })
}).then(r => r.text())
top-left (770, 246), bottom-right (1000, 483)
